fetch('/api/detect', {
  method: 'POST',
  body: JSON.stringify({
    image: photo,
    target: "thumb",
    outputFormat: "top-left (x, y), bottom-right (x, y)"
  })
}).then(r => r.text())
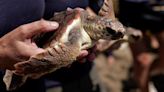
top-left (16, 19), bottom-right (59, 39)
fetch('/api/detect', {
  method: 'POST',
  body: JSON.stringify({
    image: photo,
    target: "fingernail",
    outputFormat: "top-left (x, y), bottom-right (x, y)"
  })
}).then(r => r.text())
top-left (50, 21), bottom-right (59, 28)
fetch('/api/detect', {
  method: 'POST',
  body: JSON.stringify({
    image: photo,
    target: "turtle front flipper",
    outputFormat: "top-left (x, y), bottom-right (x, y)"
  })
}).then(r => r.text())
top-left (3, 27), bottom-right (83, 91)
top-left (14, 25), bottom-right (83, 78)
top-left (14, 42), bottom-right (81, 79)
top-left (4, 42), bottom-right (81, 91)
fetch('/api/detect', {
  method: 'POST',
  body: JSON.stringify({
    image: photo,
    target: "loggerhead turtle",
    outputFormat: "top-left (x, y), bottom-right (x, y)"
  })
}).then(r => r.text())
top-left (3, 8), bottom-right (125, 91)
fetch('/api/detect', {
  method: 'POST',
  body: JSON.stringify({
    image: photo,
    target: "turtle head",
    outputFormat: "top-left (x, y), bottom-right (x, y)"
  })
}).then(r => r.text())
top-left (83, 17), bottom-right (125, 41)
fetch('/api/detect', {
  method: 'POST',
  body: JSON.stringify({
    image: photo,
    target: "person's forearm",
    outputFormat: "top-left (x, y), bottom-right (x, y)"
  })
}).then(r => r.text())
top-left (0, 38), bottom-right (13, 70)
top-left (0, 39), bottom-right (7, 69)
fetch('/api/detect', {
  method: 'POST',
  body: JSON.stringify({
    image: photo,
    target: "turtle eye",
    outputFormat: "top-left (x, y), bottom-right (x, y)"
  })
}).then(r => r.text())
top-left (106, 27), bottom-right (116, 35)
top-left (106, 27), bottom-right (124, 40)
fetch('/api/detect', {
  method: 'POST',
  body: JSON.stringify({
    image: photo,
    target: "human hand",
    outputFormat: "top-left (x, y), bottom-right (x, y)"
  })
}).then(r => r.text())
top-left (76, 39), bottom-right (97, 63)
top-left (0, 20), bottom-right (59, 70)
top-left (85, 39), bottom-right (115, 62)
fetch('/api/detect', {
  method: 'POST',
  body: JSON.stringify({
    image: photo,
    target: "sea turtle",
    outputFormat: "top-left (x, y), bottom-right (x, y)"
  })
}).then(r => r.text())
top-left (3, 8), bottom-right (125, 91)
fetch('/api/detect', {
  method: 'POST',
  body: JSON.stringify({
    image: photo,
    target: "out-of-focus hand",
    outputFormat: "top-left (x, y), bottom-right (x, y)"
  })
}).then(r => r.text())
top-left (86, 39), bottom-right (115, 62)
top-left (77, 39), bottom-right (112, 63)
top-left (77, 48), bottom-right (96, 63)
top-left (0, 20), bottom-right (59, 70)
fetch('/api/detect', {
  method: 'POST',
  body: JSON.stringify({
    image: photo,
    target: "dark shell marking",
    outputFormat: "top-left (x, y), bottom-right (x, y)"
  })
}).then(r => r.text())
top-left (3, 8), bottom-right (125, 91)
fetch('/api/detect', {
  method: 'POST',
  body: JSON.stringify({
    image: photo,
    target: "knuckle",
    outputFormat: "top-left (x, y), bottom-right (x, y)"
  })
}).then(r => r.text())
top-left (38, 20), bottom-right (48, 30)
top-left (17, 25), bottom-right (27, 36)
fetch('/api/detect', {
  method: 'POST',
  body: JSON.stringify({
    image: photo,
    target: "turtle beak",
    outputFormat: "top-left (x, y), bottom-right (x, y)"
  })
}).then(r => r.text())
top-left (106, 27), bottom-right (124, 40)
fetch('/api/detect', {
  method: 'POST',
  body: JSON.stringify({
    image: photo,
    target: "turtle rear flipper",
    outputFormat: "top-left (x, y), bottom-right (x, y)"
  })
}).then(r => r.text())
top-left (3, 70), bottom-right (27, 91)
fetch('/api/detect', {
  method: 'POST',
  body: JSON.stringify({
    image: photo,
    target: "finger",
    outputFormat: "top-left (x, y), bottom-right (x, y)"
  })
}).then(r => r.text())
top-left (16, 19), bottom-right (59, 39)
top-left (22, 47), bottom-right (45, 57)
top-left (87, 53), bottom-right (96, 62)
top-left (16, 41), bottom-right (45, 57)
top-left (30, 48), bottom-right (45, 55)
top-left (77, 50), bottom-right (88, 59)
top-left (78, 58), bottom-right (87, 63)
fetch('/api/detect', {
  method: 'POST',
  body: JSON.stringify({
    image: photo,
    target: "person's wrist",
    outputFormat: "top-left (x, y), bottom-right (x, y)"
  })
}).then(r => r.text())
top-left (0, 38), bottom-right (9, 69)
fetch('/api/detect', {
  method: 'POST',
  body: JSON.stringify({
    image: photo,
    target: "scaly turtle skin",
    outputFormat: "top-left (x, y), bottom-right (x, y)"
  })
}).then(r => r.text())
top-left (3, 8), bottom-right (125, 91)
